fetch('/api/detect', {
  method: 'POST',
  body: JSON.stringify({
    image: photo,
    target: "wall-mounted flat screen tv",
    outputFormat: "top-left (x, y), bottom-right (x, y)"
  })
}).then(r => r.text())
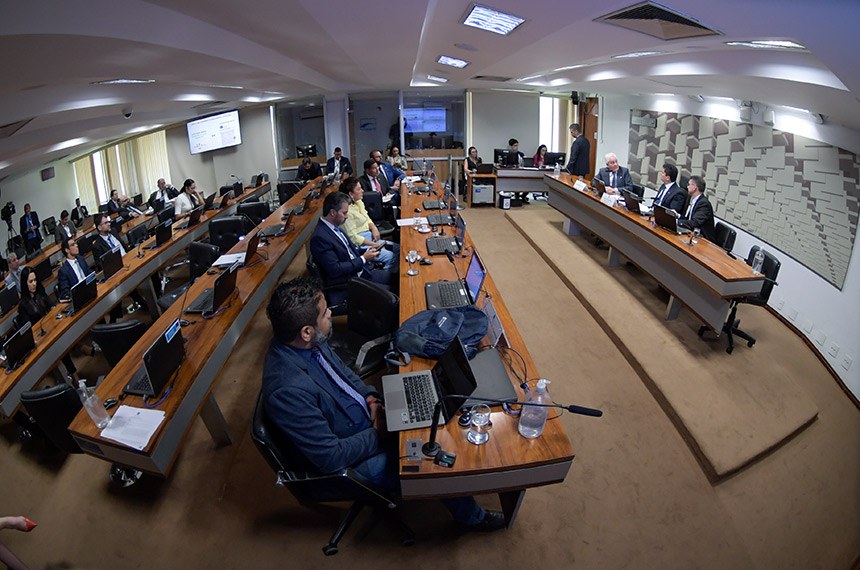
top-left (187, 110), bottom-right (242, 155)
top-left (402, 107), bottom-right (447, 133)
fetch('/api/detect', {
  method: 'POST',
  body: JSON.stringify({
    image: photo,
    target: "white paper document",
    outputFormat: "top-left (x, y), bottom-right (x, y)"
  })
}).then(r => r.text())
top-left (213, 253), bottom-right (244, 267)
top-left (396, 217), bottom-right (429, 227)
top-left (100, 405), bottom-right (166, 451)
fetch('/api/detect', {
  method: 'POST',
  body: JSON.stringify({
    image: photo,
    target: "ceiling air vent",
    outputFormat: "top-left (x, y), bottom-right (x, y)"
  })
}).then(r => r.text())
top-left (0, 118), bottom-right (33, 139)
top-left (471, 75), bottom-right (513, 82)
top-left (595, 2), bottom-right (720, 40)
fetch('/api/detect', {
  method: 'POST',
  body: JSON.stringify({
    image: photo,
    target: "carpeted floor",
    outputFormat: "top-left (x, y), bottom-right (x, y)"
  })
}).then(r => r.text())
top-left (1, 204), bottom-right (858, 569)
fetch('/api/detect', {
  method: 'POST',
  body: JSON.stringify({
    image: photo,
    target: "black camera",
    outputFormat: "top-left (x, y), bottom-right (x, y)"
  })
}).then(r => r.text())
top-left (1, 202), bottom-right (15, 223)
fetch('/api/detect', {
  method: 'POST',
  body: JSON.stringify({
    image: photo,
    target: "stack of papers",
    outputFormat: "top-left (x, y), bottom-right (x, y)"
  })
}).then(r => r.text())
top-left (100, 405), bottom-right (165, 450)
top-left (213, 253), bottom-right (244, 267)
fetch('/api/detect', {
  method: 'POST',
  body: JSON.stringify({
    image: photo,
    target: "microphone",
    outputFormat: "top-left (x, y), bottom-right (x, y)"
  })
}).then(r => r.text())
top-left (445, 251), bottom-right (463, 283)
top-left (422, 394), bottom-right (603, 457)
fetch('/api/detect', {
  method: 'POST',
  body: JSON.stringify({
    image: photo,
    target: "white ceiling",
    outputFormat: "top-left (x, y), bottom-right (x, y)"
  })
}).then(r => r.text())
top-left (1, 0), bottom-right (858, 180)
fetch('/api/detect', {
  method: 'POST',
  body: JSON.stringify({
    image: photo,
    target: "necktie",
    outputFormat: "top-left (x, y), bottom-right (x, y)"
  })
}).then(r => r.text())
top-left (371, 177), bottom-right (380, 193)
top-left (655, 185), bottom-right (667, 205)
top-left (333, 226), bottom-right (355, 259)
top-left (686, 197), bottom-right (695, 218)
top-left (611, 172), bottom-right (616, 187)
top-left (70, 259), bottom-right (85, 282)
top-left (312, 348), bottom-right (370, 418)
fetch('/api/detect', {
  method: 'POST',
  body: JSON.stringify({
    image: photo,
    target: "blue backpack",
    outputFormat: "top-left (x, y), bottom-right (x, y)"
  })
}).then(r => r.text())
top-left (392, 306), bottom-right (489, 362)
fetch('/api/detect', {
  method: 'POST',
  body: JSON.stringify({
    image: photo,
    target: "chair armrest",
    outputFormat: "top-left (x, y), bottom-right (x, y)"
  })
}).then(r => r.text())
top-left (354, 333), bottom-right (393, 371)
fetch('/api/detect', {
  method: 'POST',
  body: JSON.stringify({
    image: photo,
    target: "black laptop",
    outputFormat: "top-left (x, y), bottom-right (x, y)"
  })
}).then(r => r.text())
top-left (621, 189), bottom-right (652, 215)
top-left (425, 251), bottom-right (486, 310)
top-left (123, 319), bottom-right (185, 397)
top-left (654, 204), bottom-right (689, 234)
top-left (260, 209), bottom-right (295, 237)
top-left (99, 247), bottom-right (123, 281)
top-left (144, 219), bottom-right (173, 249)
top-left (381, 336), bottom-right (478, 431)
top-left (294, 192), bottom-right (315, 215)
top-left (176, 207), bottom-right (203, 230)
top-left (0, 284), bottom-right (19, 316)
top-left (185, 260), bottom-right (239, 314)
top-left (423, 185), bottom-right (452, 210)
top-left (3, 321), bottom-right (35, 371)
top-left (426, 213), bottom-right (465, 255)
top-left (68, 272), bottom-right (98, 313)
top-left (203, 192), bottom-right (218, 210)
top-left (32, 258), bottom-right (53, 283)
top-left (426, 200), bottom-right (458, 226)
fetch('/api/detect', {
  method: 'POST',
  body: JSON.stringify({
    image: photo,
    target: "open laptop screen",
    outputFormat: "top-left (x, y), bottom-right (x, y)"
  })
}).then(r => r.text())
top-left (432, 336), bottom-right (479, 420)
top-left (143, 319), bottom-right (185, 396)
top-left (464, 250), bottom-right (487, 304)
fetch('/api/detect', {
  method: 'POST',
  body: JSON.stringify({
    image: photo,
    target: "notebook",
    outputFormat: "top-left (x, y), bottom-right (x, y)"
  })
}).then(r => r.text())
top-left (213, 230), bottom-right (261, 268)
top-left (123, 319), bottom-right (185, 397)
top-left (592, 178), bottom-right (606, 197)
top-left (3, 321), bottom-right (35, 371)
top-left (381, 336), bottom-right (478, 432)
top-left (68, 271), bottom-right (98, 314)
top-left (99, 247), bottom-right (123, 281)
top-left (294, 192), bottom-right (315, 215)
top-left (424, 250), bottom-right (486, 310)
top-left (260, 209), bottom-right (295, 237)
top-left (476, 163), bottom-right (494, 174)
top-left (203, 193), bottom-right (217, 210)
top-left (0, 284), bottom-right (19, 316)
top-left (654, 204), bottom-right (689, 234)
top-left (185, 260), bottom-right (239, 314)
top-left (426, 213), bottom-right (465, 255)
top-left (175, 206), bottom-right (203, 230)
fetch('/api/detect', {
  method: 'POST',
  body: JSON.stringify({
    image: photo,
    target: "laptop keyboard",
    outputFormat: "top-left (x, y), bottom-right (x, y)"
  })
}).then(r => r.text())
top-left (126, 366), bottom-right (153, 395)
top-left (187, 288), bottom-right (214, 312)
top-left (426, 237), bottom-right (458, 254)
top-left (437, 281), bottom-right (465, 307)
top-left (403, 374), bottom-right (436, 423)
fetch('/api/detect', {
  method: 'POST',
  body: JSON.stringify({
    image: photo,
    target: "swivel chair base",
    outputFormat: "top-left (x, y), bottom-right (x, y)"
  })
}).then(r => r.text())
top-left (322, 501), bottom-right (415, 556)
top-left (698, 303), bottom-right (756, 354)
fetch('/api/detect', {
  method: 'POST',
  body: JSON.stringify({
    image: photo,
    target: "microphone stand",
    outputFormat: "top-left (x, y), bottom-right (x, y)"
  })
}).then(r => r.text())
top-left (444, 251), bottom-right (463, 282)
top-left (422, 394), bottom-right (603, 458)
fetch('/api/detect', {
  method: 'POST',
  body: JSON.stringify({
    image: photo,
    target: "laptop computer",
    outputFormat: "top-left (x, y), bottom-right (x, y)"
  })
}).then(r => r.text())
top-left (476, 163), bottom-right (494, 174)
top-left (213, 230), bottom-right (261, 268)
top-left (132, 194), bottom-right (143, 207)
top-left (426, 213), bottom-right (465, 255)
top-left (426, 200), bottom-right (458, 226)
top-left (185, 260), bottom-right (239, 314)
top-left (381, 336), bottom-right (478, 432)
top-left (156, 206), bottom-right (174, 224)
top-left (653, 204), bottom-right (689, 234)
top-left (175, 207), bottom-right (203, 230)
top-left (622, 189), bottom-right (652, 216)
top-left (422, 185), bottom-right (452, 210)
top-left (76, 233), bottom-right (94, 256)
top-left (260, 209), bottom-right (295, 238)
top-left (3, 321), bottom-right (35, 371)
top-left (425, 250), bottom-right (486, 310)
top-left (592, 178), bottom-right (606, 197)
top-left (203, 192), bottom-right (217, 210)
top-left (79, 215), bottom-right (96, 233)
top-left (123, 319), bottom-right (185, 397)
top-left (32, 258), bottom-right (52, 283)
top-left (144, 219), bottom-right (173, 250)
top-left (67, 271), bottom-right (98, 313)
top-left (99, 247), bottom-right (123, 281)
top-left (294, 192), bottom-right (315, 215)
top-left (0, 284), bottom-right (19, 316)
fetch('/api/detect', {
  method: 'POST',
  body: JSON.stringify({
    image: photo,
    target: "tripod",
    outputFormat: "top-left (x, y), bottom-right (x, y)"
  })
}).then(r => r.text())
top-left (4, 218), bottom-right (17, 255)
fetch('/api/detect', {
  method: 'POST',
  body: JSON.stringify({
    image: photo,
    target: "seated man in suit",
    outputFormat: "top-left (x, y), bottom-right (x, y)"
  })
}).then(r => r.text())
top-left (678, 175), bottom-right (716, 242)
top-left (4, 252), bottom-right (23, 293)
top-left (57, 238), bottom-right (91, 300)
top-left (370, 149), bottom-right (404, 191)
top-left (326, 147), bottom-right (353, 180)
top-left (296, 157), bottom-right (323, 181)
top-left (91, 214), bottom-right (149, 315)
top-left (106, 189), bottom-right (127, 216)
top-left (358, 159), bottom-right (391, 195)
top-left (19, 204), bottom-right (42, 254)
top-left (309, 192), bottom-right (393, 307)
top-left (70, 197), bottom-right (89, 226)
top-left (148, 178), bottom-right (178, 208)
top-left (593, 152), bottom-right (633, 195)
top-left (262, 277), bottom-right (505, 531)
top-left (652, 163), bottom-right (686, 214)
top-left (54, 210), bottom-right (77, 243)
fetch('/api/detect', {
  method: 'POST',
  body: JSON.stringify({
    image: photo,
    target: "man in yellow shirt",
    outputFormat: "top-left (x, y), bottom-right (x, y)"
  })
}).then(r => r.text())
top-left (339, 177), bottom-right (399, 272)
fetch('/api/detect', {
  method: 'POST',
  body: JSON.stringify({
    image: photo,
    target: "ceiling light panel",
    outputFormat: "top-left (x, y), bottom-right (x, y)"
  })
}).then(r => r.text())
top-left (438, 55), bottom-right (469, 68)
top-left (725, 40), bottom-right (806, 50)
top-left (613, 51), bottom-right (662, 59)
top-left (90, 79), bottom-right (155, 85)
top-left (463, 4), bottom-right (525, 36)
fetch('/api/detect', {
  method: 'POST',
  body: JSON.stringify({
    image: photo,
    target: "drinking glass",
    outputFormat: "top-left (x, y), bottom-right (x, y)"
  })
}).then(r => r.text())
top-left (466, 404), bottom-right (491, 445)
top-left (406, 250), bottom-right (420, 276)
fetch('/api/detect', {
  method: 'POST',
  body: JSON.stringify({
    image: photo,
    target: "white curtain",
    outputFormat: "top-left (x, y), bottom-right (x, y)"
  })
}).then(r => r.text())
top-left (72, 156), bottom-right (98, 213)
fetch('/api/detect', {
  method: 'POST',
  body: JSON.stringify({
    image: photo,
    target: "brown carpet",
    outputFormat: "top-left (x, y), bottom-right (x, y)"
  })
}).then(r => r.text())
top-left (1, 206), bottom-right (858, 569)
top-left (503, 208), bottom-right (819, 480)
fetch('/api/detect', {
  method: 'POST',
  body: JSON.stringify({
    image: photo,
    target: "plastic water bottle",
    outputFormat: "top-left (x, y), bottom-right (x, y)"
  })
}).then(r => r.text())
top-left (553, 162), bottom-right (561, 177)
top-left (518, 379), bottom-right (551, 439)
top-left (751, 249), bottom-right (765, 274)
top-left (78, 380), bottom-right (110, 429)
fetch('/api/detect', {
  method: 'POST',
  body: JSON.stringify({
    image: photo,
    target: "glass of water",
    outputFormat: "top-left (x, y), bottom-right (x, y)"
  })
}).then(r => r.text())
top-left (406, 250), bottom-right (420, 276)
top-left (466, 404), bottom-right (491, 445)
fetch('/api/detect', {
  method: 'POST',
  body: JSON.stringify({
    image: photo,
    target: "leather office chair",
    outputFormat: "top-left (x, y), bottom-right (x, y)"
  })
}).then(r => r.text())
top-left (328, 278), bottom-right (399, 378)
top-left (277, 182), bottom-right (301, 205)
top-left (42, 216), bottom-right (57, 239)
top-left (699, 245), bottom-right (780, 353)
top-left (631, 183), bottom-right (645, 198)
top-left (237, 201), bottom-right (271, 227)
top-left (156, 242), bottom-right (221, 311)
top-left (91, 319), bottom-right (147, 368)
top-left (712, 221), bottom-right (737, 252)
top-left (250, 391), bottom-right (413, 556)
top-left (209, 216), bottom-right (245, 253)
top-left (361, 192), bottom-right (396, 240)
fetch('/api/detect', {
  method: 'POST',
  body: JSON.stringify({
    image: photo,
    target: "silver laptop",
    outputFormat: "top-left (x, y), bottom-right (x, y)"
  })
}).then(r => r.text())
top-left (381, 336), bottom-right (478, 432)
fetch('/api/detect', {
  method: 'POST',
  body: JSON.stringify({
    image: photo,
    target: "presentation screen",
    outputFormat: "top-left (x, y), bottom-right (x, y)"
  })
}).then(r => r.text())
top-left (187, 110), bottom-right (242, 155)
top-left (403, 107), bottom-right (447, 133)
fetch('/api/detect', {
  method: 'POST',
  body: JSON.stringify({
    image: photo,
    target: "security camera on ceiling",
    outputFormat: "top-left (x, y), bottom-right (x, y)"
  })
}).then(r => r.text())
top-left (122, 108), bottom-right (133, 119)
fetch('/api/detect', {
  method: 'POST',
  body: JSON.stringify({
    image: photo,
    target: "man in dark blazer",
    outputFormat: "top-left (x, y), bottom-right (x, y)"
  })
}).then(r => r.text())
top-left (566, 123), bottom-right (590, 177)
top-left (309, 192), bottom-right (391, 307)
top-left (262, 277), bottom-right (504, 531)
top-left (653, 163), bottom-right (686, 214)
top-left (19, 203), bottom-right (42, 254)
top-left (148, 178), bottom-right (178, 208)
top-left (70, 198), bottom-right (89, 226)
top-left (593, 152), bottom-right (633, 195)
top-left (57, 238), bottom-right (91, 300)
top-left (326, 147), bottom-right (353, 180)
top-left (106, 189), bottom-right (127, 216)
top-left (296, 158), bottom-right (323, 181)
top-left (90, 213), bottom-right (127, 267)
top-left (358, 159), bottom-right (391, 195)
top-left (54, 210), bottom-right (77, 244)
top-left (678, 175), bottom-right (716, 242)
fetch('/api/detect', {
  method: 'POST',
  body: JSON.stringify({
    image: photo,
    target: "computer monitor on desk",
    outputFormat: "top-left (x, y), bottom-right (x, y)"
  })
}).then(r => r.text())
top-left (296, 144), bottom-right (317, 158)
top-left (493, 149), bottom-right (518, 167)
top-left (544, 152), bottom-right (566, 167)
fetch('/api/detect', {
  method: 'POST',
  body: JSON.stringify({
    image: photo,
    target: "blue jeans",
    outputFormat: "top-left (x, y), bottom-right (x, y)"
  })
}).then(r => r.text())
top-left (352, 450), bottom-right (486, 526)
top-left (358, 231), bottom-right (400, 272)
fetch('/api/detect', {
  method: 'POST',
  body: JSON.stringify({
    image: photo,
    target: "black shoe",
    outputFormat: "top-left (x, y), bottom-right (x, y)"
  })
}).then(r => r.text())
top-left (462, 510), bottom-right (506, 532)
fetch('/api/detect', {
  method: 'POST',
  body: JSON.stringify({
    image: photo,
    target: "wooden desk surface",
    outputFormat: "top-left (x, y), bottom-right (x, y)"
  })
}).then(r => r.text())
top-left (396, 186), bottom-right (573, 499)
top-left (0, 183), bottom-right (272, 418)
top-left (68, 180), bottom-right (327, 475)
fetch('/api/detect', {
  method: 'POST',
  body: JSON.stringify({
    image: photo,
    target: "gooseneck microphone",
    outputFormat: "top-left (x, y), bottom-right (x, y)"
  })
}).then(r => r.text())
top-left (445, 251), bottom-right (463, 282)
top-left (422, 394), bottom-right (603, 457)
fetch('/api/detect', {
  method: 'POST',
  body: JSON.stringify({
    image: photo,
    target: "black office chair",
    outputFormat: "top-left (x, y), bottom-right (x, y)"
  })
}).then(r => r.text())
top-left (209, 216), bottom-right (245, 253)
top-left (156, 242), bottom-right (221, 311)
top-left (361, 192), bottom-right (396, 240)
top-left (699, 245), bottom-right (780, 353)
top-left (42, 216), bottom-right (57, 239)
top-left (91, 319), bottom-right (147, 368)
top-left (328, 278), bottom-right (399, 378)
top-left (237, 201), bottom-right (271, 227)
top-left (277, 182), bottom-right (301, 205)
top-left (712, 221), bottom-right (737, 252)
top-left (631, 183), bottom-right (645, 198)
top-left (219, 185), bottom-right (234, 197)
top-left (250, 391), bottom-right (413, 556)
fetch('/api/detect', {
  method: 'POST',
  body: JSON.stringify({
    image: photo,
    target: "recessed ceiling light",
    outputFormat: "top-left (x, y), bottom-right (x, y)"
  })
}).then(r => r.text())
top-left (517, 74), bottom-right (542, 82)
top-left (210, 84), bottom-right (244, 90)
top-left (463, 4), bottom-right (525, 36)
top-left (438, 55), bottom-right (469, 68)
top-left (49, 137), bottom-right (89, 152)
top-left (612, 51), bottom-right (662, 59)
top-left (553, 64), bottom-right (587, 72)
top-left (90, 79), bottom-right (155, 85)
top-left (725, 40), bottom-right (806, 50)
top-left (491, 88), bottom-right (533, 93)
top-left (427, 75), bottom-right (449, 83)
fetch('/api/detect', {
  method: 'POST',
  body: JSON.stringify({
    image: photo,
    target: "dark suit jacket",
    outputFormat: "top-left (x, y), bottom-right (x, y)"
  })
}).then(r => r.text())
top-left (358, 173), bottom-right (390, 195)
top-left (90, 231), bottom-right (126, 267)
top-left (148, 187), bottom-right (178, 208)
top-left (296, 162), bottom-right (323, 181)
top-left (679, 194), bottom-right (716, 242)
top-left (326, 156), bottom-right (353, 177)
top-left (19, 212), bottom-right (41, 243)
top-left (262, 339), bottom-right (380, 474)
top-left (566, 135), bottom-right (590, 176)
top-left (54, 221), bottom-right (76, 244)
top-left (654, 182), bottom-right (686, 214)
top-left (57, 255), bottom-right (91, 299)
top-left (70, 205), bottom-right (89, 225)
top-left (19, 293), bottom-right (54, 326)
top-left (595, 166), bottom-right (632, 193)
top-left (106, 199), bottom-right (123, 215)
top-left (309, 221), bottom-right (365, 291)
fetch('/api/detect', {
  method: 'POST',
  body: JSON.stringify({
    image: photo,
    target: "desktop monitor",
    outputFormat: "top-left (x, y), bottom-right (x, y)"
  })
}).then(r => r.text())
top-left (157, 206), bottom-right (174, 224)
top-left (543, 152), bottom-right (566, 167)
top-left (296, 144), bottom-right (317, 158)
top-left (494, 148), bottom-right (518, 166)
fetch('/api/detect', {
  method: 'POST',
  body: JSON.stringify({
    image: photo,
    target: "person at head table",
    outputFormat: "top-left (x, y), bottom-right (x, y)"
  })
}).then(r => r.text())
top-left (296, 157), bottom-right (323, 181)
top-left (387, 146), bottom-right (408, 171)
top-left (592, 152), bottom-right (632, 195)
top-left (326, 147), bottom-right (353, 180)
top-left (677, 175), bottom-right (716, 242)
top-left (533, 145), bottom-right (547, 168)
